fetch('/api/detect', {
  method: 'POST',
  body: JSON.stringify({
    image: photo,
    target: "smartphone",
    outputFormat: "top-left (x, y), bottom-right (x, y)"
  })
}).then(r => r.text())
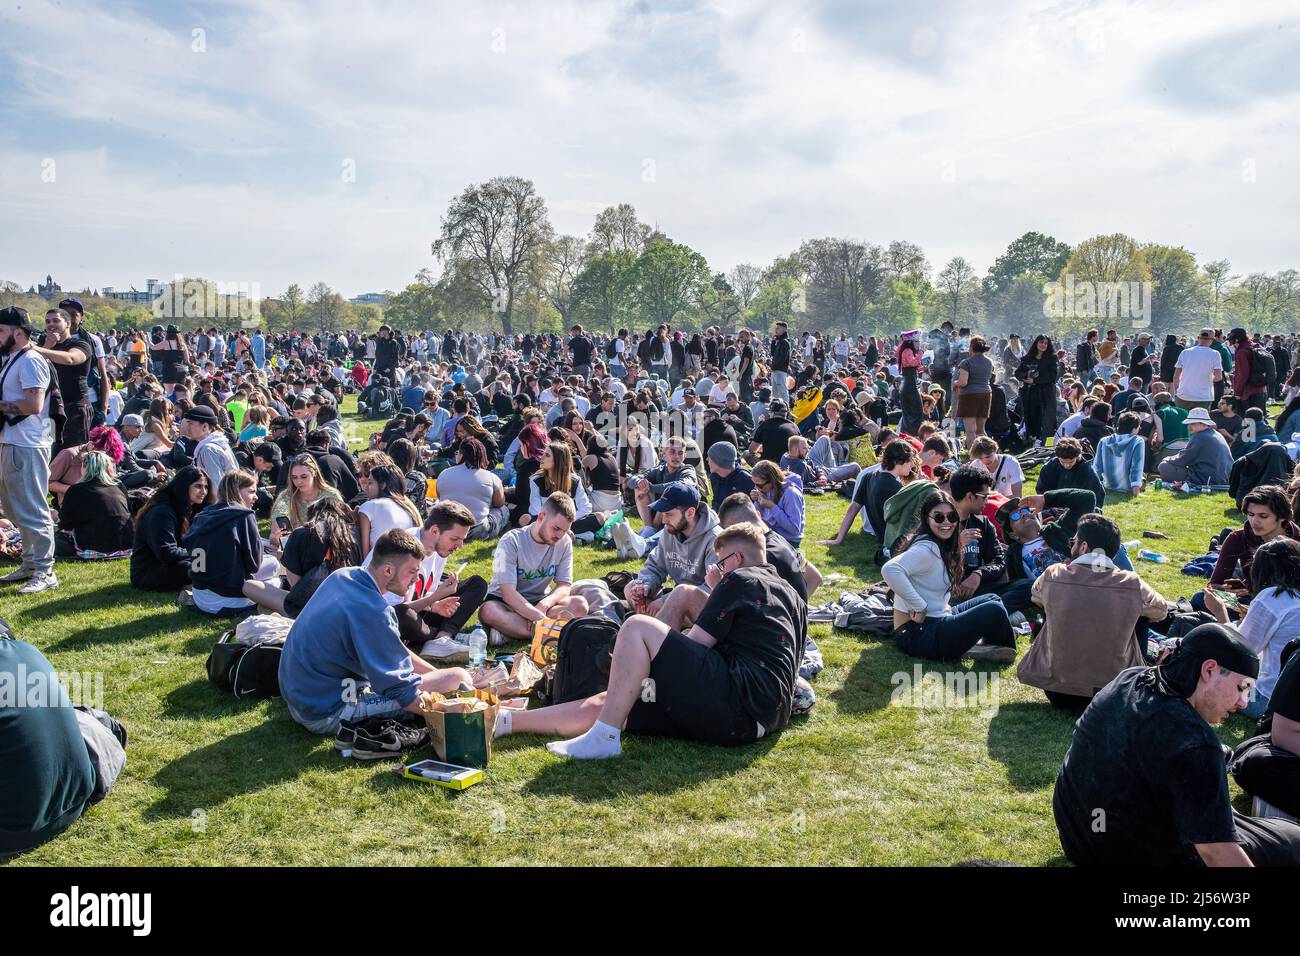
top-left (397, 759), bottom-right (483, 790)
top-left (275, 516), bottom-right (291, 533)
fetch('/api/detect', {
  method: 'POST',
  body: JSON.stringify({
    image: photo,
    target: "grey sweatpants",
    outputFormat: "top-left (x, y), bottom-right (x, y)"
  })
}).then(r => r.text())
top-left (0, 443), bottom-right (54, 575)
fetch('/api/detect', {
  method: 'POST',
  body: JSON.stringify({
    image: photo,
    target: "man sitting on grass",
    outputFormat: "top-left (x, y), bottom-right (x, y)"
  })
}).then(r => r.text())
top-left (623, 481), bottom-right (721, 631)
top-left (278, 529), bottom-right (474, 748)
top-left (1054, 623), bottom-right (1300, 866)
top-left (477, 492), bottom-right (588, 644)
top-left (496, 522), bottom-right (805, 759)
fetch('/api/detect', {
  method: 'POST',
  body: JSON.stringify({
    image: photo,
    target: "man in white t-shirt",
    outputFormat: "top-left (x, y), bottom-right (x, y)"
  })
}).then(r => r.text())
top-left (0, 308), bottom-right (58, 593)
top-left (1172, 328), bottom-right (1225, 410)
top-left (969, 436), bottom-right (1025, 498)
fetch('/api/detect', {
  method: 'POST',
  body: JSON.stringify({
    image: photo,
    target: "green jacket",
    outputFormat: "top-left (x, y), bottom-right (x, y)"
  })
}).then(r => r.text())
top-left (882, 479), bottom-right (937, 556)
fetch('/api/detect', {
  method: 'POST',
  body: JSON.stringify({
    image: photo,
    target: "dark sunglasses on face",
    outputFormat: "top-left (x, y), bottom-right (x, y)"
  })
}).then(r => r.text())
top-left (1009, 507), bottom-right (1036, 522)
top-left (930, 511), bottom-right (959, 524)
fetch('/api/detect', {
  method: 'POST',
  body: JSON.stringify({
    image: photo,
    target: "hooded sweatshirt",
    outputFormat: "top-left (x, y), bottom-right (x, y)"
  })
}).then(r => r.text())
top-left (193, 430), bottom-right (239, 494)
top-left (637, 505), bottom-right (722, 593)
top-left (182, 501), bottom-right (260, 598)
top-left (761, 472), bottom-right (805, 544)
top-left (1092, 432), bottom-right (1145, 492)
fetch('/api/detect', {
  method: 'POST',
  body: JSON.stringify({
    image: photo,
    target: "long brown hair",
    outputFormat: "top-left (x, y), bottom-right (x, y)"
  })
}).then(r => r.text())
top-left (537, 441), bottom-right (574, 496)
top-left (898, 489), bottom-right (964, 586)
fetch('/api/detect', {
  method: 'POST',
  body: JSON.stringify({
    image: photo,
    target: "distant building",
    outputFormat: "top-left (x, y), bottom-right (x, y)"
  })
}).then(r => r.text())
top-left (102, 279), bottom-right (163, 304)
top-left (30, 274), bottom-right (62, 298)
top-left (349, 292), bottom-right (387, 305)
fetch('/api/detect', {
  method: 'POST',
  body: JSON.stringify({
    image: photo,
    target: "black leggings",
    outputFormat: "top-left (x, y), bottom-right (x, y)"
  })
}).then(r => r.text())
top-left (395, 574), bottom-right (488, 647)
top-left (1232, 734), bottom-right (1300, 819)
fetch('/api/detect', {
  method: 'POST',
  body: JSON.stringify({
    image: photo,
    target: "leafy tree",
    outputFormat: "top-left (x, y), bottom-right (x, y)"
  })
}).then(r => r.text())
top-left (1201, 259), bottom-right (1237, 326)
top-left (572, 251), bottom-right (636, 333)
top-left (306, 281), bottom-right (346, 334)
top-left (433, 176), bottom-right (553, 336)
top-left (984, 231), bottom-right (1071, 296)
top-left (797, 238), bottom-right (882, 334)
top-left (727, 263), bottom-right (762, 309)
top-left (540, 234), bottom-right (587, 328)
top-left (282, 283), bottom-right (304, 327)
top-left (936, 256), bottom-right (982, 327)
top-left (1143, 245), bottom-right (1204, 336)
top-left (748, 278), bottom-right (803, 332)
top-left (587, 203), bottom-right (651, 256)
top-left (883, 240), bottom-right (930, 284)
top-left (622, 241), bottom-right (710, 329)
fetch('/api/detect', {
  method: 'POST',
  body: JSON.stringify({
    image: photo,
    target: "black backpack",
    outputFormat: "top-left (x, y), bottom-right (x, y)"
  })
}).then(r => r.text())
top-left (606, 337), bottom-right (618, 359)
top-left (206, 630), bottom-right (284, 699)
top-left (537, 616), bottom-right (619, 706)
top-left (1248, 346), bottom-right (1274, 389)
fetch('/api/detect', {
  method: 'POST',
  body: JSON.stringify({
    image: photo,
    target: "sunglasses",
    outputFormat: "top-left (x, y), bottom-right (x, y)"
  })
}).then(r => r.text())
top-left (1009, 507), bottom-right (1037, 522)
top-left (929, 512), bottom-right (959, 524)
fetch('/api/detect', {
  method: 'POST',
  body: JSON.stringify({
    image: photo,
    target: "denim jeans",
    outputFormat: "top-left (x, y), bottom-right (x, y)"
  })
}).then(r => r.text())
top-left (894, 593), bottom-right (1014, 661)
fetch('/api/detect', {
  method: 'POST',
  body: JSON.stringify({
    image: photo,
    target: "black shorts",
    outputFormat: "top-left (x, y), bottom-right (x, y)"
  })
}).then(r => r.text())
top-left (625, 629), bottom-right (761, 746)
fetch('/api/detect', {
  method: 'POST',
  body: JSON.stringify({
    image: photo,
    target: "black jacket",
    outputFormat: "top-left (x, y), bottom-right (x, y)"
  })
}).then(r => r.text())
top-left (59, 482), bottom-right (133, 554)
top-left (771, 334), bottom-right (792, 372)
top-left (131, 503), bottom-right (193, 590)
top-left (182, 502), bottom-right (261, 598)
top-left (1035, 456), bottom-right (1107, 507)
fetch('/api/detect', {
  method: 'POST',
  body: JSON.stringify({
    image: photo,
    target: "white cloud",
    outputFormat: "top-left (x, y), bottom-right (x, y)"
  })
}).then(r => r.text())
top-left (0, 0), bottom-right (1297, 298)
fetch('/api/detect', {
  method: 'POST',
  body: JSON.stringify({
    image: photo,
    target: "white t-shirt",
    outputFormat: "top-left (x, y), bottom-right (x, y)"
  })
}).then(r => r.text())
top-left (1173, 346), bottom-right (1223, 402)
top-left (973, 453), bottom-right (1025, 497)
top-left (364, 546), bottom-right (446, 608)
top-left (1238, 587), bottom-right (1300, 699)
top-left (0, 348), bottom-right (52, 448)
top-left (359, 498), bottom-right (418, 552)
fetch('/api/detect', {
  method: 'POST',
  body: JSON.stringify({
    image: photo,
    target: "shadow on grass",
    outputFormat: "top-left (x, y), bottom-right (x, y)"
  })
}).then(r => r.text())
top-left (15, 581), bottom-right (169, 621)
top-left (145, 715), bottom-right (322, 819)
top-left (43, 611), bottom-right (193, 652)
top-left (518, 733), bottom-right (778, 801)
top-left (160, 678), bottom-right (268, 721)
top-left (830, 639), bottom-right (910, 715)
top-left (986, 701), bottom-right (1077, 792)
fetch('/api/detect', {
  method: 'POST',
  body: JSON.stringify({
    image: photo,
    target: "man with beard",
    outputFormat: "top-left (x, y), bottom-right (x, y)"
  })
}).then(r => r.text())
top-left (33, 309), bottom-right (92, 452)
top-left (1054, 623), bottom-right (1300, 866)
top-left (0, 307), bottom-right (59, 594)
top-left (624, 482), bottom-right (722, 630)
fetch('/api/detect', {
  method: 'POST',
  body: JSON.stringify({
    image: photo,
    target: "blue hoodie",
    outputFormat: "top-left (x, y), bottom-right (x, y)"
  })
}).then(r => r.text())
top-left (1092, 432), bottom-right (1145, 493)
top-left (762, 472), bottom-right (806, 544)
top-left (279, 567), bottom-right (419, 731)
top-left (181, 502), bottom-right (260, 598)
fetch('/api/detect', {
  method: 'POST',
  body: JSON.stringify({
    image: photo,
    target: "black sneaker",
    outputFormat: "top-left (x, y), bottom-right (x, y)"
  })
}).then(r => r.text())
top-left (349, 717), bottom-right (429, 761)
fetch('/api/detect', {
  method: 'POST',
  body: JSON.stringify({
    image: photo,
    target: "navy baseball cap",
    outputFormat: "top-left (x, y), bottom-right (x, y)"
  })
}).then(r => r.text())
top-left (57, 298), bottom-right (84, 316)
top-left (649, 481), bottom-right (700, 514)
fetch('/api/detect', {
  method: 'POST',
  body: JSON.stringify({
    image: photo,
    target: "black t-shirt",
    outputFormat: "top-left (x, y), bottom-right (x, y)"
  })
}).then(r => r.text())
top-left (695, 565), bottom-right (805, 731)
top-left (49, 338), bottom-right (92, 407)
top-left (569, 336), bottom-right (593, 366)
top-left (854, 469), bottom-right (901, 540)
top-left (281, 526), bottom-right (332, 618)
top-left (764, 529), bottom-right (807, 604)
top-left (1053, 667), bottom-right (1237, 866)
top-left (738, 343), bottom-right (755, 381)
top-left (754, 418), bottom-right (799, 464)
top-left (1268, 644), bottom-right (1300, 723)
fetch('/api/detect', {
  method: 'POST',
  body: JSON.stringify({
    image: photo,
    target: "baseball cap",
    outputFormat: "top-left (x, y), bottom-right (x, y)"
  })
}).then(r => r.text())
top-left (0, 306), bottom-right (34, 332)
top-left (707, 441), bottom-right (738, 469)
top-left (120, 413), bottom-right (144, 428)
top-left (649, 481), bottom-right (701, 514)
top-left (682, 387), bottom-right (697, 398)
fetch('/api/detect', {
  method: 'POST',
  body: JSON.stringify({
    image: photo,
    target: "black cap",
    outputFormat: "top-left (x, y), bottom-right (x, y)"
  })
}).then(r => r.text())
top-left (183, 405), bottom-right (217, 425)
top-left (0, 306), bottom-right (34, 332)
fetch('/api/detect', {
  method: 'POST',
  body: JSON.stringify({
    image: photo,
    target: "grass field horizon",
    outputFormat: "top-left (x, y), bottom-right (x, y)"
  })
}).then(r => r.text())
top-left (0, 398), bottom-right (1263, 866)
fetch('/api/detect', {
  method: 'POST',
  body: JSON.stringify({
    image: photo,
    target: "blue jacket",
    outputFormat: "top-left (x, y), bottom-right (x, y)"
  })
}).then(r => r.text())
top-left (279, 567), bottom-right (419, 729)
top-left (1092, 432), bottom-right (1145, 492)
top-left (182, 502), bottom-right (260, 598)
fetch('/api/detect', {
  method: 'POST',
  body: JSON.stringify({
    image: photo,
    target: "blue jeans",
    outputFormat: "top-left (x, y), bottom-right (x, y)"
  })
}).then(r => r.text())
top-left (894, 593), bottom-right (1014, 661)
top-left (1240, 690), bottom-right (1271, 721)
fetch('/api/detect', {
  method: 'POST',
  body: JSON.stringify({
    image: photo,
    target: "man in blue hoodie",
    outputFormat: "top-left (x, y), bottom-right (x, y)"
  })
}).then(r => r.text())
top-left (279, 529), bottom-right (474, 738)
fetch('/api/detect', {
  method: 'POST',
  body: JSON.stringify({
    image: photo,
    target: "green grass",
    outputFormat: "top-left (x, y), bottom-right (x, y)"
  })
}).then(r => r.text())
top-left (0, 401), bottom-right (1261, 866)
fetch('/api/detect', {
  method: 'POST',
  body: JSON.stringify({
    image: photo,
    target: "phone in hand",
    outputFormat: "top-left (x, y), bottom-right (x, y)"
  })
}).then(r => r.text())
top-left (275, 516), bottom-right (291, 533)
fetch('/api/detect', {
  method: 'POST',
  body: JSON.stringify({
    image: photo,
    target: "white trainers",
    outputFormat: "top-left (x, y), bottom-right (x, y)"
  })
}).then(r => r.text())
top-left (487, 627), bottom-right (509, 647)
top-left (612, 521), bottom-right (636, 559)
top-left (0, 567), bottom-right (34, 584)
top-left (18, 572), bottom-right (58, 595)
top-left (419, 637), bottom-right (470, 664)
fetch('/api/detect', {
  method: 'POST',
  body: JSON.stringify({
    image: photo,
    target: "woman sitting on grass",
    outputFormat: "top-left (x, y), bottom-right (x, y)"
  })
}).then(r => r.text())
top-left (131, 466), bottom-right (209, 592)
top-left (245, 497), bottom-right (360, 618)
top-left (1201, 485), bottom-right (1300, 616)
top-left (880, 489), bottom-right (1017, 664)
top-left (183, 470), bottom-right (279, 617)
top-left (56, 450), bottom-right (134, 557)
top-left (522, 441), bottom-right (598, 534)
top-left (270, 454), bottom-right (342, 550)
top-left (357, 463), bottom-right (422, 557)
top-left (751, 460), bottom-right (805, 548)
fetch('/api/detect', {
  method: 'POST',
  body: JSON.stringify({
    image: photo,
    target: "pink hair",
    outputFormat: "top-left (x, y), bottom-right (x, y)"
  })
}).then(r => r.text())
top-left (88, 425), bottom-right (125, 464)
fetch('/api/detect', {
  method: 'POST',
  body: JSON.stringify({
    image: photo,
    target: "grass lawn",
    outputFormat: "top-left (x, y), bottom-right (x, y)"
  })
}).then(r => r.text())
top-left (0, 400), bottom-right (1262, 866)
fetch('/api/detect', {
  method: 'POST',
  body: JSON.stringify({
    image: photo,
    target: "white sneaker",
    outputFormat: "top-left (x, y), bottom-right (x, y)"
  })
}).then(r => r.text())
top-left (487, 627), bottom-right (509, 647)
top-left (419, 637), bottom-right (470, 664)
top-left (612, 521), bottom-right (636, 559)
top-left (0, 567), bottom-right (34, 584)
top-left (18, 572), bottom-right (58, 595)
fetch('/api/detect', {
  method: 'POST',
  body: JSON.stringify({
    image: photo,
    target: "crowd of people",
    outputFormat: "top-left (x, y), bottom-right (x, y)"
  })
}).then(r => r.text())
top-left (4, 306), bottom-right (1300, 867)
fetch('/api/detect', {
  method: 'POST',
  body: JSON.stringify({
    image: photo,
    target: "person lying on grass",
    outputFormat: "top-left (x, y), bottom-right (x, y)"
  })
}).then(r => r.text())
top-left (278, 528), bottom-right (474, 737)
top-left (476, 491), bottom-right (589, 644)
top-left (496, 521), bottom-right (805, 760)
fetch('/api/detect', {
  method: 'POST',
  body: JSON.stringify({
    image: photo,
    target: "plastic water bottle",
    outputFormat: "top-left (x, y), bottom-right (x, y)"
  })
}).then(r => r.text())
top-left (468, 627), bottom-right (488, 667)
top-left (1122, 540), bottom-right (1141, 551)
top-left (1137, 549), bottom-right (1169, 564)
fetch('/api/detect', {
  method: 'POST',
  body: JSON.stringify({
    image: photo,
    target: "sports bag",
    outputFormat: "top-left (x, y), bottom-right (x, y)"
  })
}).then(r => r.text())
top-left (206, 628), bottom-right (284, 699)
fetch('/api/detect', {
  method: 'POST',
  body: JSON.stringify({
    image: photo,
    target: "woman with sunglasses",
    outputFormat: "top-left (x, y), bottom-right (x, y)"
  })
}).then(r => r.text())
top-left (881, 489), bottom-right (1017, 663)
top-left (750, 460), bottom-right (804, 548)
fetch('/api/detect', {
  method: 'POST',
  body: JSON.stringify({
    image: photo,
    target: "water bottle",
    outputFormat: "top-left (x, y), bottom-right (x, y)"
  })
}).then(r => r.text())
top-left (1151, 480), bottom-right (1163, 490)
top-left (1122, 540), bottom-right (1141, 551)
top-left (1137, 549), bottom-right (1169, 564)
top-left (468, 626), bottom-right (488, 666)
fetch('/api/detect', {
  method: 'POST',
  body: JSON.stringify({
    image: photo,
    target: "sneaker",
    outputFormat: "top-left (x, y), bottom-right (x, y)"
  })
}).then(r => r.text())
top-left (334, 722), bottom-right (359, 753)
top-left (0, 567), bottom-right (34, 584)
top-left (966, 641), bottom-right (1016, 665)
top-left (177, 588), bottom-right (196, 608)
top-left (612, 521), bottom-right (637, 559)
top-left (486, 627), bottom-right (509, 648)
top-left (349, 718), bottom-right (429, 761)
top-left (418, 636), bottom-right (470, 664)
top-left (1007, 611), bottom-right (1028, 628)
top-left (18, 572), bottom-right (57, 595)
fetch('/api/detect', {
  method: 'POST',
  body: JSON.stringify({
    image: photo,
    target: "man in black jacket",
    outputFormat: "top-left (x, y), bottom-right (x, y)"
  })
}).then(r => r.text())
top-left (770, 321), bottom-right (792, 404)
top-left (950, 465), bottom-right (1033, 614)
top-left (1076, 330), bottom-right (1099, 382)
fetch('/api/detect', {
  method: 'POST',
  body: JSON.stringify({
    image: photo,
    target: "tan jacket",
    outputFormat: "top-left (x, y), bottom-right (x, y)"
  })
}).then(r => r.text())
top-left (1019, 557), bottom-right (1168, 698)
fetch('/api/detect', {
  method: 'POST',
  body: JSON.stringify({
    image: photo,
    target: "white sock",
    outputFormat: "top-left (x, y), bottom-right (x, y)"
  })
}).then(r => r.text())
top-left (494, 708), bottom-right (513, 738)
top-left (546, 719), bottom-right (622, 759)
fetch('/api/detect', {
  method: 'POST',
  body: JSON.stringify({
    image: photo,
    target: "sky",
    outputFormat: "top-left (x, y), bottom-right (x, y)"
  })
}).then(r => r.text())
top-left (1, 0), bottom-right (1297, 299)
